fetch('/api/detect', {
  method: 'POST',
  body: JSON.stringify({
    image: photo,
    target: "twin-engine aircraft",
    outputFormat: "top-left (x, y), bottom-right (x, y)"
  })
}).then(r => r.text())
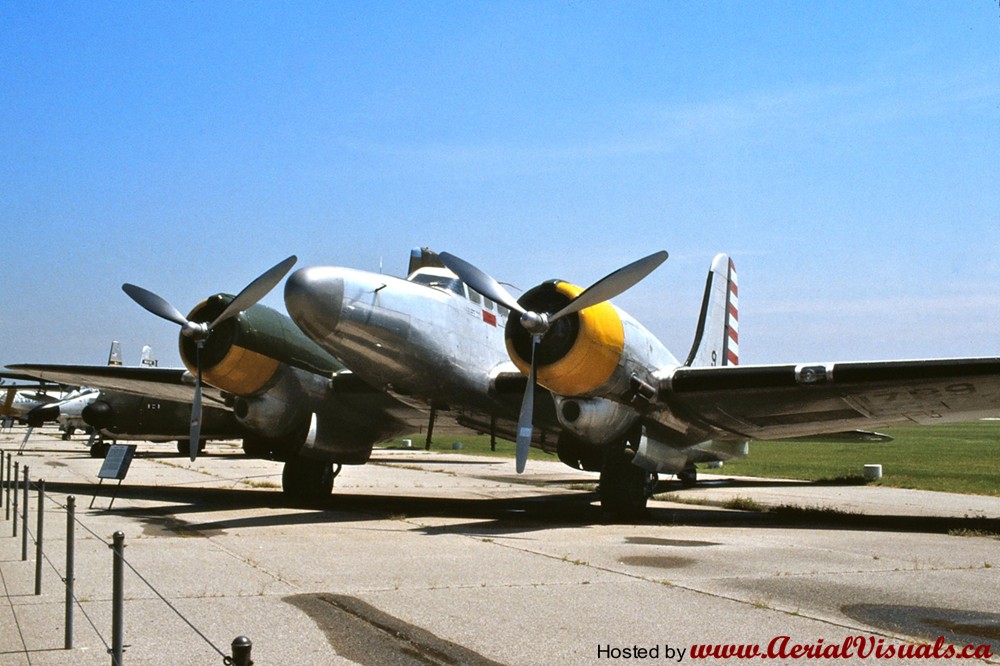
top-left (11, 249), bottom-right (1000, 515)
top-left (284, 248), bottom-right (1000, 514)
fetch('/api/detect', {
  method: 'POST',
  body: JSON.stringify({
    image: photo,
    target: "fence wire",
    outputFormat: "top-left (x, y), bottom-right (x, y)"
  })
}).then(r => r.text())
top-left (2, 467), bottom-right (232, 664)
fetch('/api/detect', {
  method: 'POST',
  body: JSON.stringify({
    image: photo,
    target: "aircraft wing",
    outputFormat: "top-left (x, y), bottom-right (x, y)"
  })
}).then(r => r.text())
top-left (656, 357), bottom-right (1000, 440)
top-left (1, 371), bottom-right (49, 383)
top-left (6, 364), bottom-right (229, 409)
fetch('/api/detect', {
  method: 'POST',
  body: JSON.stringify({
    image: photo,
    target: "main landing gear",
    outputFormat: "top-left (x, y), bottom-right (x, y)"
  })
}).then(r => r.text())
top-left (281, 458), bottom-right (341, 502)
top-left (89, 437), bottom-right (112, 459)
top-left (175, 439), bottom-right (206, 456)
top-left (599, 444), bottom-right (658, 518)
top-left (677, 463), bottom-right (698, 488)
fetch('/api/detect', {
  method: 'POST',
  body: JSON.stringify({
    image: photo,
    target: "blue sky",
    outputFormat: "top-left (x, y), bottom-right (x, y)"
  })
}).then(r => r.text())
top-left (2, 1), bottom-right (998, 368)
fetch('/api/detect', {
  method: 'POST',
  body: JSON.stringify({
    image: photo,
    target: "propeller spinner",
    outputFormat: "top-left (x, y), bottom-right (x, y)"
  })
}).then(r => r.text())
top-left (122, 256), bottom-right (297, 460)
top-left (438, 250), bottom-right (668, 473)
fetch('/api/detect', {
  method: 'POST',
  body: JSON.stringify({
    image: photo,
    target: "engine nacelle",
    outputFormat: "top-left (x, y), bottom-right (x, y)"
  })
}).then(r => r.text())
top-left (632, 432), bottom-right (749, 474)
top-left (232, 368), bottom-right (310, 438)
top-left (234, 395), bottom-right (295, 438)
top-left (505, 281), bottom-right (676, 401)
top-left (553, 395), bottom-right (638, 444)
top-left (298, 412), bottom-right (375, 464)
top-left (82, 400), bottom-right (115, 429)
top-left (180, 293), bottom-right (339, 397)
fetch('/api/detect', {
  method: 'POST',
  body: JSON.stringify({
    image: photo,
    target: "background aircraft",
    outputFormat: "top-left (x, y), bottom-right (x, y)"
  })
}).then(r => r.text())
top-left (0, 376), bottom-right (66, 426)
top-left (18, 343), bottom-right (166, 450)
top-left (25, 387), bottom-right (100, 437)
top-left (284, 248), bottom-right (1000, 515)
top-left (22, 342), bottom-right (140, 439)
top-left (79, 389), bottom-right (245, 458)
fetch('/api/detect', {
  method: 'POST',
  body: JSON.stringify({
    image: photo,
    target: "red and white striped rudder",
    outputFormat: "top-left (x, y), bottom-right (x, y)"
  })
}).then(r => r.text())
top-left (685, 253), bottom-right (739, 368)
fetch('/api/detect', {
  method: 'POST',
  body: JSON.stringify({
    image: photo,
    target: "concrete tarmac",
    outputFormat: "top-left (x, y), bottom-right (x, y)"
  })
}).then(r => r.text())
top-left (1, 428), bottom-right (998, 665)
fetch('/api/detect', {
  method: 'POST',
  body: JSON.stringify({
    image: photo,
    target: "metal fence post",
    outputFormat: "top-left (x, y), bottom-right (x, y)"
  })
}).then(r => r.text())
top-left (65, 495), bottom-right (75, 649)
top-left (21, 465), bottom-right (29, 560)
top-left (35, 478), bottom-right (44, 594)
top-left (12, 460), bottom-right (18, 536)
top-left (1, 450), bottom-right (5, 510)
top-left (111, 531), bottom-right (125, 666)
top-left (230, 636), bottom-right (253, 666)
top-left (5, 453), bottom-right (11, 521)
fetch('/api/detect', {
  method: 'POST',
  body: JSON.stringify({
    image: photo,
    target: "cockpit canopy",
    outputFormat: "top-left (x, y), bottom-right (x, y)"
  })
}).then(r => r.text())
top-left (408, 268), bottom-right (511, 317)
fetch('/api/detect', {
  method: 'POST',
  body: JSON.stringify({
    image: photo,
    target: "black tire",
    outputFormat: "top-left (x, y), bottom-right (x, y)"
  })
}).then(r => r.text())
top-left (176, 439), bottom-right (206, 456)
top-left (282, 459), bottom-right (335, 502)
top-left (599, 448), bottom-right (651, 518)
top-left (678, 464), bottom-right (697, 488)
top-left (242, 437), bottom-right (272, 459)
top-left (90, 441), bottom-right (111, 459)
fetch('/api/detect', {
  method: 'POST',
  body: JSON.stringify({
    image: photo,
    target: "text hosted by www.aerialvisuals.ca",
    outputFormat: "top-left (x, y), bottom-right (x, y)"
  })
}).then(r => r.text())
top-left (597, 636), bottom-right (994, 661)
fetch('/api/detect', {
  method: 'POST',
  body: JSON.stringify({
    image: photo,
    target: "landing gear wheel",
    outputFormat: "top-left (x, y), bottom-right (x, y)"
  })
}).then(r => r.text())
top-left (175, 439), bottom-right (207, 456)
top-left (241, 437), bottom-right (272, 459)
top-left (89, 440), bottom-right (111, 458)
top-left (282, 459), bottom-right (338, 503)
top-left (599, 447), bottom-right (653, 518)
top-left (678, 464), bottom-right (697, 488)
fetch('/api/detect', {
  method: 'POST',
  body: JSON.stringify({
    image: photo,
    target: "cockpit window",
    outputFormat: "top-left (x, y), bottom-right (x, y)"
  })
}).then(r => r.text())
top-left (409, 273), bottom-right (465, 296)
top-left (467, 288), bottom-right (482, 305)
top-left (483, 296), bottom-right (495, 311)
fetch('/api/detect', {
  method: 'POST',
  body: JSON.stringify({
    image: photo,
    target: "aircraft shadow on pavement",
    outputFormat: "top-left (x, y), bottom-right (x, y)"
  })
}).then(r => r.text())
top-left (370, 456), bottom-right (511, 466)
top-left (664, 476), bottom-right (868, 489)
top-left (36, 480), bottom-right (1000, 539)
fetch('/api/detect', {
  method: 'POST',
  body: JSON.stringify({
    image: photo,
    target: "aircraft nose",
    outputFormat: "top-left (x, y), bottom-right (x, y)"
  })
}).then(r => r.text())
top-left (284, 266), bottom-right (345, 342)
top-left (27, 404), bottom-right (59, 427)
top-left (82, 401), bottom-right (113, 428)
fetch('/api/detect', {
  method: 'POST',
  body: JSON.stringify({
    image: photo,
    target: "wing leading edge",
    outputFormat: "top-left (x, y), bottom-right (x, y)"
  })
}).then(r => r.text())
top-left (6, 364), bottom-right (228, 409)
top-left (656, 357), bottom-right (1000, 441)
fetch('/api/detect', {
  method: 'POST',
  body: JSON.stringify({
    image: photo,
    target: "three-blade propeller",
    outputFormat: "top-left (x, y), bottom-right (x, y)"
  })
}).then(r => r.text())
top-left (122, 256), bottom-right (297, 461)
top-left (438, 250), bottom-right (668, 473)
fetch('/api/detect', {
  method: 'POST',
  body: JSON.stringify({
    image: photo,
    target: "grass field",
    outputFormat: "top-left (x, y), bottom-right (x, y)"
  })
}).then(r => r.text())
top-left (383, 420), bottom-right (1000, 497)
top-left (723, 421), bottom-right (1000, 497)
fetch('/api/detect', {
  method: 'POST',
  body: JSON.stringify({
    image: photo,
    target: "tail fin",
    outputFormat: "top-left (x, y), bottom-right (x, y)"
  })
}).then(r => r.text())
top-left (107, 340), bottom-right (123, 366)
top-left (140, 345), bottom-right (157, 367)
top-left (1, 387), bottom-right (16, 417)
top-left (685, 253), bottom-right (739, 367)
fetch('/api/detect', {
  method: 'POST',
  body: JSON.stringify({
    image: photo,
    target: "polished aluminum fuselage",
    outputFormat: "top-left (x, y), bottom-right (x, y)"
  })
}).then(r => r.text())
top-left (286, 263), bottom-right (688, 442)
top-left (284, 260), bottom-right (755, 472)
top-left (286, 266), bottom-right (516, 414)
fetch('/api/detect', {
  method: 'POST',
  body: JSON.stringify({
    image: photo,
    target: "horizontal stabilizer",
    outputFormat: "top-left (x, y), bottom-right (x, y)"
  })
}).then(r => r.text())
top-left (779, 430), bottom-right (893, 443)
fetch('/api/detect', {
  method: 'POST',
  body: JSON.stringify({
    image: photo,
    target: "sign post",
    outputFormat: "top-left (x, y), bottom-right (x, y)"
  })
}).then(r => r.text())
top-left (90, 445), bottom-right (136, 510)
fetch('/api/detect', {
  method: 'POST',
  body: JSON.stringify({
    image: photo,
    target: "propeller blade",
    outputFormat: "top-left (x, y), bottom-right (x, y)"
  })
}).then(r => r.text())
top-left (438, 252), bottom-right (525, 315)
top-left (514, 335), bottom-right (540, 473)
top-left (122, 283), bottom-right (189, 327)
top-left (189, 341), bottom-right (204, 461)
top-left (550, 250), bottom-right (668, 322)
top-left (209, 255), bottom-right (298, 328)
top-left (124, 258), bottom-right (297, 462)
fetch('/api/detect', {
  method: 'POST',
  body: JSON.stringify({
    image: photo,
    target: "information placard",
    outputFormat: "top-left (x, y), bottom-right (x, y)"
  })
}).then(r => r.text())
top-left (97, 445), bottom-right (136, 481)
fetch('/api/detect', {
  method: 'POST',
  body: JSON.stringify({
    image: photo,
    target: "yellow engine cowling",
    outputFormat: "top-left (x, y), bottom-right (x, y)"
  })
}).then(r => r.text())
top-left (505, 281), bottom-right (626, 397)
top-left (179, 295), bottom-right (281, 396)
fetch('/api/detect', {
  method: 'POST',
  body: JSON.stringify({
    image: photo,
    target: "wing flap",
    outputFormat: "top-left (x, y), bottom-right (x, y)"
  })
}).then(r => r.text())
top-left (658, 358), bottom-right (1000, 439)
